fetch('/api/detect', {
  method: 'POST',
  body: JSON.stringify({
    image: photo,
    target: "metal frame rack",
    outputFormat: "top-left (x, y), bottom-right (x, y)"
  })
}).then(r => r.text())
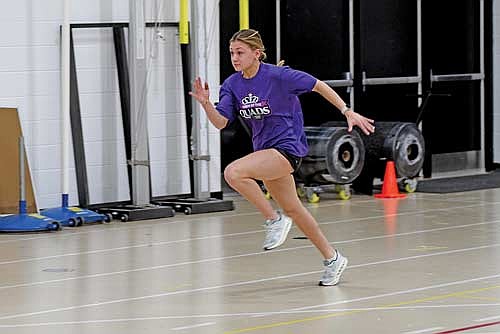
top-left (69, 21), bottom-right (176, 221)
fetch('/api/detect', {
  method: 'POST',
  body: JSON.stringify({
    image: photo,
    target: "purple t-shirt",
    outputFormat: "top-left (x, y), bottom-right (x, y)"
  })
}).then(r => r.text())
top-left (216, 63), bottom-right (317, 157)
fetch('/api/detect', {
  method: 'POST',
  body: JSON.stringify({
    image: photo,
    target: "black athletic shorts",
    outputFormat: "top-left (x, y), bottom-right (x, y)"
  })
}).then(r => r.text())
top-left (275, 148), bottom-right (303, 173)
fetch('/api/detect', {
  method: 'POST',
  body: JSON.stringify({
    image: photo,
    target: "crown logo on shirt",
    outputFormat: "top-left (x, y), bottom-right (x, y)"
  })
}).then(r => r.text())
top-left (241, 93), bottom-right (259, 105)
top-left (239, 93), bottom-right (271, 120)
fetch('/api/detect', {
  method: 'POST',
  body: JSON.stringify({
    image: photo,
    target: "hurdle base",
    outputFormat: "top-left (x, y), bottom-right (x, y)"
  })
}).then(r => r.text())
top-left (153, 198), bottom-right (234, 215)
top-left (96, 204), bottom-right (175, 222)
top-left (41, 206), bottom-right (110, 227)
top-left (0, 214), bottom-right (60, 232)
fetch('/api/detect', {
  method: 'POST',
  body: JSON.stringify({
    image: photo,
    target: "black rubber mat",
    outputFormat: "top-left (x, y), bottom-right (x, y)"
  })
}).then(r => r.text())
top-left (416, 171), bottom-right (500, 193)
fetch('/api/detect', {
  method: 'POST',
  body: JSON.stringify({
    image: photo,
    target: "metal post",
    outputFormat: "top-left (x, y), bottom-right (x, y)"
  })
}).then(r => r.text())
top-left (202, 0), bottom-right (211, 196)
top-left (480, 0), bottom-right (485, 171)
top-left (240, 0), bottom-right (249, 30)
top-left (179, 0), bottom-right (189, 44)
top-left (417, 0), bottom-right (422, 113)
top-left (276, 0), bottom-right (281, 63)
top-left (19, 137), bottom-right (26, 214)
top-left (349, 0), bottom-right (355, 107)
top-left (61, 0), bottom-right (70, 207)
top-left (151, 1), bottom-right (234, 214)
top-left (129, 0), bottom-right (150, 205)
top-left (190, 0), bottom-right (210, 200)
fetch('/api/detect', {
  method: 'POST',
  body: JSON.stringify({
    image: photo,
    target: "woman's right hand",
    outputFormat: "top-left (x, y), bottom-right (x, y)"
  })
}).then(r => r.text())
top-left (189, 77), bottom-right (210, 106)
top-left (188, 77), bottom-right (228, 129)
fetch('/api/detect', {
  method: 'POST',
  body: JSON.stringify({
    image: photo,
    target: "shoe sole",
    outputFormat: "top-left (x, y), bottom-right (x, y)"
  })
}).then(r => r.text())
top-left (263, 218), bottom-right (292, 250)
top-left (319, 257), bottom-right (348, 286)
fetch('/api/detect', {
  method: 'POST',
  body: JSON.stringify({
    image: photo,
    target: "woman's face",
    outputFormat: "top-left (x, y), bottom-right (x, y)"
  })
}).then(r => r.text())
top-left (229, 40), bottom-right (259, 72)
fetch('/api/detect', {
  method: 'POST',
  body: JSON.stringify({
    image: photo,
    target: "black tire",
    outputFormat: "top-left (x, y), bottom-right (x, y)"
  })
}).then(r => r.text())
top-left (120, 214), bottom-right (129, 222)
top-left (68, 218), bottom-right (77, 227)
top-left (49, 222), bottom-right (61, 231)
top-left (76, 217), bottom-right (84, 226)
top-left (104, 213), bottom-right (113, 223)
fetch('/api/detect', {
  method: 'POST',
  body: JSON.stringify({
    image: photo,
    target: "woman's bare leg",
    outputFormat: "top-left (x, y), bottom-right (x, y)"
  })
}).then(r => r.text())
top-left (224, 148), bottom-right (335, 259)
top-left (264, 175), bottom-right (335, 259)
top-left (224, 149), bottom-right (293, 221)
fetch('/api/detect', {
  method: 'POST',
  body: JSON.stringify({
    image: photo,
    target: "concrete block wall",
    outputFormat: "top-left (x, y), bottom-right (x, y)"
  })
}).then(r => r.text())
top-left (73, 27), bottom-right (130, 205)
top-left (147, 26), bottom-right (191, 196)
top-left (0, 0), bottom-right (222, 210)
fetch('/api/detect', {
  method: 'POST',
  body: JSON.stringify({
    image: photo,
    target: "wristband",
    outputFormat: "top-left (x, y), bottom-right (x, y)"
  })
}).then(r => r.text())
top-left (340, 104), bottom-right (351, 115)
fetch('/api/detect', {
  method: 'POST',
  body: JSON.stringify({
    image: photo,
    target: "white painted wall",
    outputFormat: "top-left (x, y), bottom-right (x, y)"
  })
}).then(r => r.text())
top-left (0, 0), bottom-right (222, 210)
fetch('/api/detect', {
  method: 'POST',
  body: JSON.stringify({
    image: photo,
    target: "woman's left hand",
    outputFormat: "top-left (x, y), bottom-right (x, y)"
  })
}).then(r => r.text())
top-left (344, 110), bottom-right (375, 135)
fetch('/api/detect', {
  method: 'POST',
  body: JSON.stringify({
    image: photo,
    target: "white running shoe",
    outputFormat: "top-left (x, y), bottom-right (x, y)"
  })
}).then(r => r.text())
top-left (262, 212), bottom-right (292, 250)
top-left (319, 251), bottom-right (348, 286)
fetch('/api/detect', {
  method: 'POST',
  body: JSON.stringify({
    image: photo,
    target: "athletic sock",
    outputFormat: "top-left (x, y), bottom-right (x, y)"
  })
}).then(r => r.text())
top-left (326, 250), bottom-right (338, 265)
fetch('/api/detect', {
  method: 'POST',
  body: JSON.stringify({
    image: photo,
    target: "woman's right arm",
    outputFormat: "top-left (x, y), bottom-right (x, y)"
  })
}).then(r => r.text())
top-left (189, 77), bottom-right (229, 130)
top-left (199, 99), bottom-right (229, 130)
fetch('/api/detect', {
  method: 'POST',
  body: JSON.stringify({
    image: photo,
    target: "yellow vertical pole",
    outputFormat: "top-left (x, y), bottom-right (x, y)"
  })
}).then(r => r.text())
top-left (179, 0), bottom-right (189, 44)
top-left (239, 0), bottom-right (249, 29)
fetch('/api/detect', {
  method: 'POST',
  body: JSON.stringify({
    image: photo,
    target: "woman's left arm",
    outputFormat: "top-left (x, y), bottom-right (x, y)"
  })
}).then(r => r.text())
top-left (312, 80), bottom-right (375, 135)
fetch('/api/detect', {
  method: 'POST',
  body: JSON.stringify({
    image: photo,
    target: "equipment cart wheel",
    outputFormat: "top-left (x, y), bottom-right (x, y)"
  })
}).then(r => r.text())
top-left (306, 190), bottom-right (320, 203)
top-left (335, 185), bottom-right (352, 200)
top-left (184, 207), bottom-right (192, 215)
top-left (120, 214), bottom-right (129, 222)
top-left (401, 178), bottom-right (418, 193)
top-left (296, 185), bottom-right (306, 199)
top-left (258, 182), bottom-right (272, 199)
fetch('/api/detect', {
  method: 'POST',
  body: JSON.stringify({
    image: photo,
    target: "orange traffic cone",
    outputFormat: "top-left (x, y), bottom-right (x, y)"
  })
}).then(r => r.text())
top-left (374, 161), bottom-right (406, 199)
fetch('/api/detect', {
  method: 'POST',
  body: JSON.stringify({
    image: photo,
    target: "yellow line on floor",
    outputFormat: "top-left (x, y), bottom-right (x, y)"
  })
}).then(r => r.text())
top-left (223, 309), bottom-right (364, 334)
top-left (457, 295), bottom-right (500, 302)
top-left (224, 285), bottom-right (500, 334)
top-left (384, 285), bottom-right (500, 307)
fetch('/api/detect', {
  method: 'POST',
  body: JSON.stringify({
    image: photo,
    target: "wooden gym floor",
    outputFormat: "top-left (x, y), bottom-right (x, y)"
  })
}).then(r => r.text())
top-left (0, 187), bottom-right (500, 333)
